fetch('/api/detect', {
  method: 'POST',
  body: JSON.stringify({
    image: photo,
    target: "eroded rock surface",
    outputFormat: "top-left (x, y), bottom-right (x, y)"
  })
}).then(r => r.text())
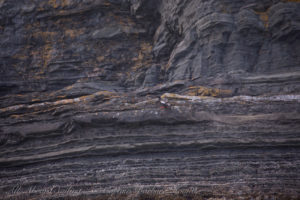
top-left (0, 0), bottom-right (300, 199)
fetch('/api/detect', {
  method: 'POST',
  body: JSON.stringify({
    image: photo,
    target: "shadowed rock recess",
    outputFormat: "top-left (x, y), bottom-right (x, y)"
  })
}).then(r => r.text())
top-left (0, 0), bottom-right (300, 199)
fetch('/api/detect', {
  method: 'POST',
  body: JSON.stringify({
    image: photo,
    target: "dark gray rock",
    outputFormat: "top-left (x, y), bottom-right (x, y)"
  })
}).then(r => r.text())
top-left (0, 0), bottom-right (300, 199)
top-left (155, 0), bottom-right (300, 95)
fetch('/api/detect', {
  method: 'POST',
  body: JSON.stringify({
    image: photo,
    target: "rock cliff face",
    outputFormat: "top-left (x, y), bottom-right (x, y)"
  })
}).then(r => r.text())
top-left (1, 0), bottom-right (300, 199)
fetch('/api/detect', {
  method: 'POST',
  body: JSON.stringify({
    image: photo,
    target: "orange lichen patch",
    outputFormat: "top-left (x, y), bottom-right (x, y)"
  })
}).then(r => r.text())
top-left (55, 17), bottom-right (73, 28)
top-left (113, 14), bottom-right (135, 27)
top-left (12, 53), bottom-right (28, 61)
top-left (64, 29), bottom-right (76, 38)
top-left (132, 51), bottom-right (143, 62)
top-left (10, 106), bottom-right (58, 118)
top-left (11, 44), bottom-right (32, 60)
top-left (255, 11), bottom-right (269, 28)
top-left (52, 91), bottom-right (118, 105)
top-left (32, 31), bottom-right (57, 42)
top-left (131, 42), bottom-right (153, 71)
top-left (64, 28), bottom-right (85, 39)
top-left (30, 72), bottom-right (46, 79)
top-left (48, 91), bottom-right (119, 105)
top-left (78, 91), bottom-right (119, 102)
top-left (29, 31), bottom-right (57, 71)
top-left (141, 41), bottom-right (152, 53)
top-left (10, 114), bottom-right (22, 119)
top-left (16, 94), bottom-right (25, 97)
top-left (48, 0), bottom-right (59, 8)
top-left (96, 56), bottom-right (105, 63)
top-left (161, 93), bottom-right (182, 99)
top-left (41, 44), bottom-right (55, 70)
top-left (48, 0), bottom-right (72, 9)
top-left (102, 2), bottom-right (111, 6)
top-left (0, 0), bottom-right (5, 6)
top-left (165, 59), bottom-right (173, 71)
top-left (184, 86), bottom-right (233, 97)
top-left (10, 46), bottom-right (33, 77)
top-left (94, 91), bottom-right (118, 97)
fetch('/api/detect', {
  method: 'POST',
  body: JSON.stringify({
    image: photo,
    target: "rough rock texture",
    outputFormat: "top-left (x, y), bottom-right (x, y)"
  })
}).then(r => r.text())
top-left (0, 0), bottom-right (300, 199)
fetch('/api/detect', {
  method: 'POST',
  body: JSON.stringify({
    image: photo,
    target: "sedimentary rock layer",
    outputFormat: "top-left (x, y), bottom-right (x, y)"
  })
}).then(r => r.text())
top-left (0, 0), bottom-right (300, 199)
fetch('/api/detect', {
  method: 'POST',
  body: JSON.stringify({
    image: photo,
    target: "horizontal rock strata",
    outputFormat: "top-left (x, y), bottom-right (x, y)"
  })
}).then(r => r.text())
top-left (0, 0), bottom-right (300, 199)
